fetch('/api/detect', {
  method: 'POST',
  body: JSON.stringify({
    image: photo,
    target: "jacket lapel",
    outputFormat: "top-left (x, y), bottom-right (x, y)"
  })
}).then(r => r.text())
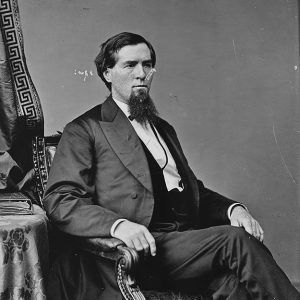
top-left (155, 120), bottom-right (200, 216)
top-left (99, 97), bottom-right (152, 193)
top-left (155, 120), bottom-right (188, 178)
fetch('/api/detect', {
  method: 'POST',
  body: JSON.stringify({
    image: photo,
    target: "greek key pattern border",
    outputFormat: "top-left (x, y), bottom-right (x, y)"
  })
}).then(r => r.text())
top-left (0, 0), bottom-right (44, 133)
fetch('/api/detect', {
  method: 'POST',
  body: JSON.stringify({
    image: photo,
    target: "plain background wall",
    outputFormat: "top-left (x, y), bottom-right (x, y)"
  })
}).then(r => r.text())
top-left (19, 0), bottom-right (299, 285)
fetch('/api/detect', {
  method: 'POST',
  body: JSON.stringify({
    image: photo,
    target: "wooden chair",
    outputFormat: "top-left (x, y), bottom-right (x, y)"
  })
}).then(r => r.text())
top-left (32, 135), bottom-right (205, 300)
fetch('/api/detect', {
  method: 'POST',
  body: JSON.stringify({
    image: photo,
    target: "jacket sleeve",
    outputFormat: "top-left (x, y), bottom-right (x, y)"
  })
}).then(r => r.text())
top-left (197, 179), bottom-right (238, 226)
top-left (164, 120), bottom-right (239, 226)
top-left (43, 120), bottom-right (122, 238)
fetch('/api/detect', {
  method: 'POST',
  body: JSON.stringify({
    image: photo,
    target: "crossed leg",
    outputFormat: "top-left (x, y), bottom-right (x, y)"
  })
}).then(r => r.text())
top-left (150, 225), bottom-right (300, 300)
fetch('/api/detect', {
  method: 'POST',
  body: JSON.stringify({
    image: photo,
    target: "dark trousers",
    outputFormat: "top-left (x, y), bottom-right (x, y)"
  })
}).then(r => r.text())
top-left (47, 225), bottom-right (300, 300)
top-left (146, 225), bottom-right (300, 300)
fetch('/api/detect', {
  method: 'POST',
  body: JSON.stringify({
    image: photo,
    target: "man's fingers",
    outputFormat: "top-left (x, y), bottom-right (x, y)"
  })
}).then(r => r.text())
top-left (260, 226), bottom-right (264, 242)
top-left (131, 232), bottom-right (155, 257)
top-left (242, 220), bottom-right (253, 237)
top-left (144, 230), bottom-right (156, 256)
top-left (113, 220), bottom-right (156, 256)
top-left (139, 235), bottom-right (150, 256)
top-left (242, 219), bottom-right (264, 242)
top-left (230, 218), bottom-right (240, 227)
top-left (254, 221), bottom-right (260, 239)
top-left (256, 222), bottom-right (264, 242)
top-left (124, 235), bottom-right (152, 257)
top-left (250, 220), bottom-right (263, 242)
top-left (123, 238), bottom-right (135, 249)
top-left (230, 207), bottom-right (265, 242)
top-left (132, 238), bottom-right (145, 253)
top-left (249, 219), bottom-right (258, 238)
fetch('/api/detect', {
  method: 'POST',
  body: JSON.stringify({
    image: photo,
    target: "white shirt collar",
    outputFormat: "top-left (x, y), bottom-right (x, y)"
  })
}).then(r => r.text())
top-left (112, 98), bottom-right (130, 118)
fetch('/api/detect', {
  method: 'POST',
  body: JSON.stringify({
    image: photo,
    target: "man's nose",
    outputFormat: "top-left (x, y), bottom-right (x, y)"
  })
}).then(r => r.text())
top-left (134, 64), bottom-right (146, 79)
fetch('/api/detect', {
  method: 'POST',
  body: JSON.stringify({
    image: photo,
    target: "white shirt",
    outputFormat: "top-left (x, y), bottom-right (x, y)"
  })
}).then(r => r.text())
top-left (110, 98), bottom-right (246, 235)
top-left (115, 99), bottom-right (183, 192)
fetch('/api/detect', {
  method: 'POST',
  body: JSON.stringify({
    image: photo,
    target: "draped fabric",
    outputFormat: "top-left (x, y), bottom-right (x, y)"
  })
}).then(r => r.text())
top-left (0, 0), bottom-right (43, 191)
top-left (0, 205), bottom-right (48, 299)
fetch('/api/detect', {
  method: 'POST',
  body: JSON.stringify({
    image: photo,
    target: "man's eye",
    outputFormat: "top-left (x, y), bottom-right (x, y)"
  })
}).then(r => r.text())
top-left (125, 63), bottom-right (135, 68)
top-left (144, 63), bottom-right (152, 68)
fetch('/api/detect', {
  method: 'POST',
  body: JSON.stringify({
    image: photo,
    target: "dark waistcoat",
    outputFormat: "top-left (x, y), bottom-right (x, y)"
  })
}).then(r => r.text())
top-left (140, 141), bottom-right (191, 232)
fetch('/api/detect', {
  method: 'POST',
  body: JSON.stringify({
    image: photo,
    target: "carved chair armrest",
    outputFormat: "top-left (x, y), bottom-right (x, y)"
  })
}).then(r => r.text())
top-left (77, 236), bottom-right (145, 300)
top-left (78, 236), bottom-right (124, 252)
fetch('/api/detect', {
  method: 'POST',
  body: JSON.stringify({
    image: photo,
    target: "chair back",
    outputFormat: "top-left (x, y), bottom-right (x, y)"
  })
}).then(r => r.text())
top-left (32, 135), bottom-right (61, 207)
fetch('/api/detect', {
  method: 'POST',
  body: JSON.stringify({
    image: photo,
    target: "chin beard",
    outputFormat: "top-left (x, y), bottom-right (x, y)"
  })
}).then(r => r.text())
top-left (128, 89), bottom-right (159, 126)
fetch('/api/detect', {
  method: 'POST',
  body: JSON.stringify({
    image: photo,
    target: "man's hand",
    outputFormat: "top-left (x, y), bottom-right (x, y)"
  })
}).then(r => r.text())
top-left (230, 206), bottom-right (264, 242)
top-left (113, 220), bottom-right (156, 257)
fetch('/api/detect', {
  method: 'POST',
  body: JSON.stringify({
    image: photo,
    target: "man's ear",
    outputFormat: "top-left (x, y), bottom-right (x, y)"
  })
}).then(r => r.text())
top-left (103, 69), bottom-right (112, 83)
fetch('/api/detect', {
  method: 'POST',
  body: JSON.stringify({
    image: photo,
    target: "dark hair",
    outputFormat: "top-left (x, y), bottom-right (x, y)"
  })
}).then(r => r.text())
top-left (94, 32), bottom-right (156, 90)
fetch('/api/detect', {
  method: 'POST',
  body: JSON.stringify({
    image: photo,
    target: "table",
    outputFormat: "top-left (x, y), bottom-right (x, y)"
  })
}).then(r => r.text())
top-left (0, 205), bottom-right (49, 300)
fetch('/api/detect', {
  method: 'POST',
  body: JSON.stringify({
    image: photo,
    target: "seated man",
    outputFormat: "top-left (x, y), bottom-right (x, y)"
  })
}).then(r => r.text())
top-left (44, 32), bottom-right (300, 300)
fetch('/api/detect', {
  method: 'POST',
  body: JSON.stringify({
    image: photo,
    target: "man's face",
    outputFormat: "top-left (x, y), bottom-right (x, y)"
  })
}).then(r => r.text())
top-left (103, 43), bottom-right (153, 103)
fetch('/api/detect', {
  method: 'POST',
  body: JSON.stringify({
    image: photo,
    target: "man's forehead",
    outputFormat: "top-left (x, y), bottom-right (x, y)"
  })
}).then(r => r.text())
top-left (115, 43), bottom-right (151, 62)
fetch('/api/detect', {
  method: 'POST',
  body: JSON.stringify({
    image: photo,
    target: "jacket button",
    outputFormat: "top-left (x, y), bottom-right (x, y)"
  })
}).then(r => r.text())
top-left (131, 193), bottom-right (138, 199)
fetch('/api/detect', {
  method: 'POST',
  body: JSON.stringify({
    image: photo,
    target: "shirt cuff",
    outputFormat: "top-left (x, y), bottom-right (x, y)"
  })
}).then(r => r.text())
top-left (227, 203), bottom-right (248, 220)
top-left (110, 219), bottom-right (127, 237)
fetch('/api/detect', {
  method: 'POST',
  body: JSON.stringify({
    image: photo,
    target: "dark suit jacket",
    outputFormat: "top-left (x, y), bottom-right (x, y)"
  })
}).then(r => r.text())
top-left (44, 96), bottom-right (237, 238)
